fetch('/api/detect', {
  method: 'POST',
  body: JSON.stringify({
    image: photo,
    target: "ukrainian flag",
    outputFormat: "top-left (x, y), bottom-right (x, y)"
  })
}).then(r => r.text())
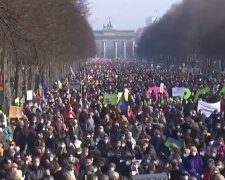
top-left (118, 89), bottom-right (129, 112)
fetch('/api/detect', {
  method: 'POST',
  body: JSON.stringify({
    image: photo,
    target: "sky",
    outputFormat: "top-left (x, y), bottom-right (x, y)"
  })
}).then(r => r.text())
top-left (88, 0), bottom-right (182, 30)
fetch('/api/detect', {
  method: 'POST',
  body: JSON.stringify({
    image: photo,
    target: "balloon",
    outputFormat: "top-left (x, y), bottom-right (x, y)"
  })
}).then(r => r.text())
top-left (146, 86), bottom-right (169, 104)
top-left (183, 88), bottom-right (191, 100)
top-left (194, 87), bottom-right (210, 102)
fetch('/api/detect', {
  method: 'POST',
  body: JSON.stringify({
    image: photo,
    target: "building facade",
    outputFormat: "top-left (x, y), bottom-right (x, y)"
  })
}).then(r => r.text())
top-left (94, 21), bottom-right (136, 60)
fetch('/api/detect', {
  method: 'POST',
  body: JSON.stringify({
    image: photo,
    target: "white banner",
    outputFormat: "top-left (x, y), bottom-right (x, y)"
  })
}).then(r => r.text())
top-left (172, 87), bottom-right (184, 97)
top-left (197, 100), bottom-right (221, 117)
top-left (133, 173), bottom-right (168, 180)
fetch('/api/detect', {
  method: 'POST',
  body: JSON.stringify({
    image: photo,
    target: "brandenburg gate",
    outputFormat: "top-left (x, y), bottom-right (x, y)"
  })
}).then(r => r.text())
top-left (94, 20), bottom-right (136, 60)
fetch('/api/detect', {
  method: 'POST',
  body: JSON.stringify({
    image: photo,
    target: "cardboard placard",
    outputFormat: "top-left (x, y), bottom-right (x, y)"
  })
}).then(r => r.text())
top-left (9, 106), bottom-right (23, 118)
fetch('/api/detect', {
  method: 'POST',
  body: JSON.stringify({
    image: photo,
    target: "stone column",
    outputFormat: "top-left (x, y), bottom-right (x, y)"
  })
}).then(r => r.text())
top-left (123, 41), bottom-right (126, 60)
top-left (102, 41), bottom-right (106, 58)
top-left (114, 41), bottom-right (118, 60)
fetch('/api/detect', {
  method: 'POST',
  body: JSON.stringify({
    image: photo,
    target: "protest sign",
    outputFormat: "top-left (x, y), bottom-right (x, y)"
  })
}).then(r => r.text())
top-left (197, 100), bottom-right (220, 117)
top-left (9, 106), bottom-right (23, 118)
top-left (26, 90), bottom-right (33, 101)
top-left (133, 173), bottom-right (168, 180)
top-left (103, 94), bottom-right (118, 105)
top-left (172, 87), bottom-right (184, 97)
top-left (69, 81), bottom-right (81, 90)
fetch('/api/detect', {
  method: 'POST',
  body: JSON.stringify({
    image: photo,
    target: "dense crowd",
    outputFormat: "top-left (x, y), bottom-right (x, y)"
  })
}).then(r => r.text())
top-left (1, 61), bottom-right (225, 180)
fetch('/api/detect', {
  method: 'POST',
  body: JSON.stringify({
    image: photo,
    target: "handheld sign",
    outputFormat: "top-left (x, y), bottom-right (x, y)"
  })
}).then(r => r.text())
top-left (172, 87), bottom-right (184, 97)
top-left (69, 81), bottom-right (81, 91)
top-left (27, 90), bottom-right (33, 101)
top-left (133, 173), bottom-right (168, 180)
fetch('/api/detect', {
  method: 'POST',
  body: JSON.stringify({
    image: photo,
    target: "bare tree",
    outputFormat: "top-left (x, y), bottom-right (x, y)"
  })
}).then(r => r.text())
top-left (0, 0), bottom-right (95, 100)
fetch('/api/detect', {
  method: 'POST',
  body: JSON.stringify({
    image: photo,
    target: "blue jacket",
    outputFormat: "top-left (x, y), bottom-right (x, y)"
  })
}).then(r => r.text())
top-left (183, 155), bottom-right (203, 179)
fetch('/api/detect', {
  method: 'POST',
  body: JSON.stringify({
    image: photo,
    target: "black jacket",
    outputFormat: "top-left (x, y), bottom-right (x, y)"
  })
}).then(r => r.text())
top-left (25, 166), bottom-right (46, 180)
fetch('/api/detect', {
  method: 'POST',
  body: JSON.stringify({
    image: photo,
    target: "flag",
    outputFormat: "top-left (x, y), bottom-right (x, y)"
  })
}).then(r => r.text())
top-left (37, 80), bottom-right (45, 99)
top-left (118, 89), bottom-right (129, 112)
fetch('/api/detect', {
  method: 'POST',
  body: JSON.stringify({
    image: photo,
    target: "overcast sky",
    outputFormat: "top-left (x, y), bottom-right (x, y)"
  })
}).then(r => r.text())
top-left (88, 0), bottom-right (182, 30)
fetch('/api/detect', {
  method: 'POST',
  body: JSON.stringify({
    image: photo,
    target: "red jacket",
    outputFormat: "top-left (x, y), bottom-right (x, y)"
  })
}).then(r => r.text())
top-left (64, 111), bottom-right (76, 120)
top-left (203, 169), bottom-right (212, 180)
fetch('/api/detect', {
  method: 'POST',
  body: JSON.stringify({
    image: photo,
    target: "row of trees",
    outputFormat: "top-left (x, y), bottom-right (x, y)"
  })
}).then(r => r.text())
top-left (0, 0), bottom-right (96, 108)
top-left (137, 0), bottom-right (225, 64)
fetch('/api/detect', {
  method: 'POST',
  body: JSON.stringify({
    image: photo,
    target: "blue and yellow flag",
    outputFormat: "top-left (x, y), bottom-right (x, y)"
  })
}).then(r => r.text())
top-left (118, 89), bottom-right (129, 112)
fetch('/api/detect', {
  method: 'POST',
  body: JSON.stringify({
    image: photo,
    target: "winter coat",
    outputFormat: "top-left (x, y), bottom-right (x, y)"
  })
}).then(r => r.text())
top-left (45, 136), bottom-right (56, 153)
top-left (13, 126), bottom-right (27, 152)
top-left (25, 166), bottom-right (46, 180)
top-left (183, 155), bottom-right (203, 179)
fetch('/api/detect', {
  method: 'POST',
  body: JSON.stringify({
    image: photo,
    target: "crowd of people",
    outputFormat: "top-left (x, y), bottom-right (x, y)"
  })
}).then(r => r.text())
top-left (0, 61), bottom-right (225, 180)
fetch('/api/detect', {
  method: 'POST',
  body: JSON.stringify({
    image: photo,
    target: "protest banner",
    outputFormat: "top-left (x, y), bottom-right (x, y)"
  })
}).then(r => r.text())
top-left (197, 100), bottom-right (220, 117)
top-left (103, 94), bottom-right (118, 105)
top-left (133, 172), bottom-right (168, 180)
top-left (172, 87), bottom-right (184, 97)
top-left (9, 106), bottom-right (23, 118)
